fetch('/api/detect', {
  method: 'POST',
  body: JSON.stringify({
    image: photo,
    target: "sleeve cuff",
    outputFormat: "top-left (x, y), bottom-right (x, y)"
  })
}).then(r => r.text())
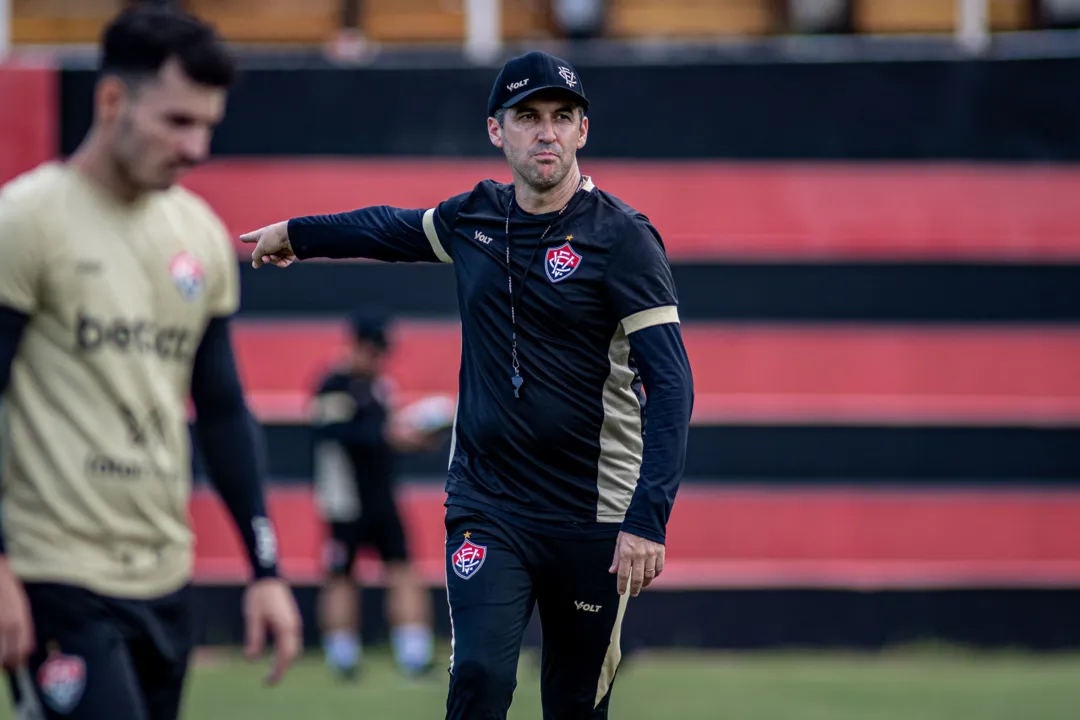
top-left (286, 217), bottom-right (313, 260)
top-left (249, 516), bottom-right (281, 579)
top-left (618, 519), bottom-right (666, 546)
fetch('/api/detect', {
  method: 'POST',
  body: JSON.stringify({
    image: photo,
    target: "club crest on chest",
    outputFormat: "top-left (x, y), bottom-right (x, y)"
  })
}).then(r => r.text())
top-left (545, 238), bottom-right (582, 283)
top-left (168, 250), bottom-right (206, 302)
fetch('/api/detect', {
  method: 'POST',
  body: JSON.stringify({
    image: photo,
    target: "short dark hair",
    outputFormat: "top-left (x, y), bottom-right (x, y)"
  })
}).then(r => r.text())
top-left (100, 5), bottom-right (236, 89)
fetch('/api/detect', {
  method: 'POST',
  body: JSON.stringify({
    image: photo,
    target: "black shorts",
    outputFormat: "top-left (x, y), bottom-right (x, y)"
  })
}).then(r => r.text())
top-left (443, 505), bottom-right (628, 720)
top-left (6, 582), bottom-right (194, 720)
top-left (324, 503), bottom-right (410, 575)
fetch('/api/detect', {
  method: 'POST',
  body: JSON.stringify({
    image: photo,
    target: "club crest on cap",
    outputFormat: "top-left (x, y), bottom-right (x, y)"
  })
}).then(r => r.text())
top-left (558, 67), bottom-right (578, 88)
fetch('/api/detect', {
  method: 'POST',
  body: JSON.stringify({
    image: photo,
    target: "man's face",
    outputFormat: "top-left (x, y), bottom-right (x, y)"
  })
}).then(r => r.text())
top-left (100, 57), bottom-right (226, 192)
top-left (489, 93), bottom-right (588, 192)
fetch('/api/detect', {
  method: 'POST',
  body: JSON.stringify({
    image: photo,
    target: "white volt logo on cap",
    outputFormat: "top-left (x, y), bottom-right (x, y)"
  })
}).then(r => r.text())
top-left (506, 78), bottom-right (529, 92)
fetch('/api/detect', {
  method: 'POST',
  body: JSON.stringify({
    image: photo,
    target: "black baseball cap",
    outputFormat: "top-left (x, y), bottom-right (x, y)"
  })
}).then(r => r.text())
top-left (349, 307), bottom-right (390, 349)
top-left (487, 51), bottom-right (589, 118)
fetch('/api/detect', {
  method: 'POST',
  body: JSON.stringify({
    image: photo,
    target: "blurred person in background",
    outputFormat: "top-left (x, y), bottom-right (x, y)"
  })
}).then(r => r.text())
top-left (311, 308), bottom-right (454, 679)
top-left (0, 6), bottom-right (301, 719)
top-left (242, 50), bottom-right (694, 720)
top-left (552, 0), bottom-right (607, 41)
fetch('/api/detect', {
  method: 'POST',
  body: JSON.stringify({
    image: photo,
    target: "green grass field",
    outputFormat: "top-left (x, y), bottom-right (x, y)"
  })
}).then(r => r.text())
top-left (4, 644), bottom-right (1080, 719)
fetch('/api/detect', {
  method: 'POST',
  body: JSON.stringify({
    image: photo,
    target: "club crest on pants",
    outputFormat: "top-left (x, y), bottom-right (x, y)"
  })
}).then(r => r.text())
top-left (37, 646), bottom-right (85, 714)
top-left (452, 538), bottom-right (487, 580)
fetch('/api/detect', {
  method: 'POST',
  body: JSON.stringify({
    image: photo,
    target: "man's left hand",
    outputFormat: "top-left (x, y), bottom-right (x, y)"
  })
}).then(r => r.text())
top-left (242, 578), bottom-right (302, 685)
top-left (609, 531), bottom-right (665, 597)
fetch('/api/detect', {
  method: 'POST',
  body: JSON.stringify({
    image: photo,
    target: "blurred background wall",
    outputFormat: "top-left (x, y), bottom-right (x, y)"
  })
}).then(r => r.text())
top-left (2, 0), bottom-right (1079, 652)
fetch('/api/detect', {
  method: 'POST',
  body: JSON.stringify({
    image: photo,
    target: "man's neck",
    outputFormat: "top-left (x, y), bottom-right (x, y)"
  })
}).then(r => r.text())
top-left (68, 133), bottom-right (141, 205)
top-left (514, 167), bottom-right (583, 215)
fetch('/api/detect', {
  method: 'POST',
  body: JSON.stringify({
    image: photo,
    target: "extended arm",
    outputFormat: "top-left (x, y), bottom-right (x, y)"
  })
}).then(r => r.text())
top-left (288, 206), bottom-right (453, 264)
top-left (242, 192), bottom-right (470, 269)
top-left (190, 316), bottom-right (280, 580)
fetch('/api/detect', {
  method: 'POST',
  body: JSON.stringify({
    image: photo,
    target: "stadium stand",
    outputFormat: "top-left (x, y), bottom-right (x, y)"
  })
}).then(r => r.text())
top-left (5, 0), bottom-right (1047, 45)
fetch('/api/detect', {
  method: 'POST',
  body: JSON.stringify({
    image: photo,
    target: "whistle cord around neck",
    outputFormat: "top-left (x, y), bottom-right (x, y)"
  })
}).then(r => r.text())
top-left (503, 176), bottom-right (584, 399)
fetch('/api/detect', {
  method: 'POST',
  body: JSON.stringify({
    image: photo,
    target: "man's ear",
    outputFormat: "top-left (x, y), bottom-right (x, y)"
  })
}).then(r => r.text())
top-left (96, 75), bottom-right (128, 124)
top-left (487, 117), bottom-right (504, 149)
top-left (577, 115), bottom-right (589, 150)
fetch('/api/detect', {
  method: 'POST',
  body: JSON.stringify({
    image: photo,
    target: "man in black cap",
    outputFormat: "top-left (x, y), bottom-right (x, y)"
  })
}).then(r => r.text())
top-left (241, 51), bottom-right (695, 720)
top-left (310, 308), bottom-right (450, 680)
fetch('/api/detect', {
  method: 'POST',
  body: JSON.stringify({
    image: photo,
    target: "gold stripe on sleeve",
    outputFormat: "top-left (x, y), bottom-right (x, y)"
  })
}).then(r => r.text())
top-left (620, 305), bottom-right (679, 335)
top-left (422, 208), bottom-right (453, 264)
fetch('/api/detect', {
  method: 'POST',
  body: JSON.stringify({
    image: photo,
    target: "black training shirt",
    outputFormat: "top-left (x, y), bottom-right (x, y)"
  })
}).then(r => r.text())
top-left (288, 176), bottom-right (694, 543)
